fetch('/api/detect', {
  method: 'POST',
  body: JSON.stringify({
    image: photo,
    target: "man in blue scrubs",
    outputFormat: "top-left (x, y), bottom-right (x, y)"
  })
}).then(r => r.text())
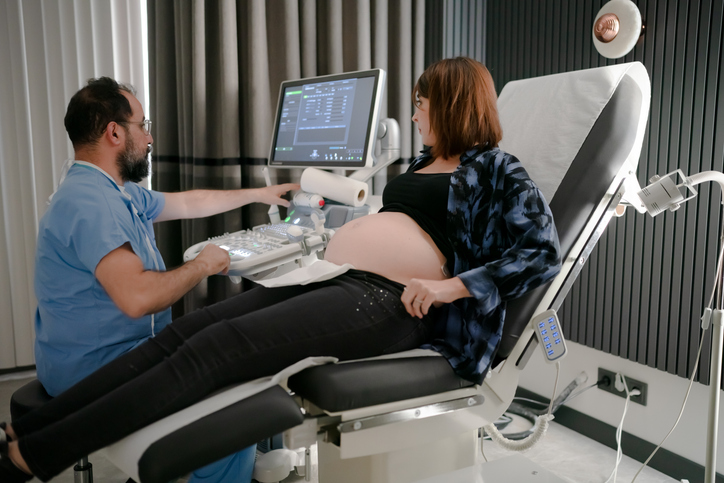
top-left (34, 77), bottom-right (297, 482)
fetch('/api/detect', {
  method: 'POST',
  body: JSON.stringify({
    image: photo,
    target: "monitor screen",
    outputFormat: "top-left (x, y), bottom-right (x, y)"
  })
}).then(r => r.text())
top-left (268, 69), bottom-right (385, 169)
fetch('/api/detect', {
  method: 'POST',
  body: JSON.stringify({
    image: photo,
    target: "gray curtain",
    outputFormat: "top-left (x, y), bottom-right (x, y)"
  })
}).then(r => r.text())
top-left (148, 0), bottom-right (426, 315)
top-left (0, 0), bottom-right (148, 369)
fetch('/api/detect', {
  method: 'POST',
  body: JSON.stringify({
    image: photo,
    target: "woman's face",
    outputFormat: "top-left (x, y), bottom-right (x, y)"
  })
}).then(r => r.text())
top-left (412, 96), bottom-right (436, 147)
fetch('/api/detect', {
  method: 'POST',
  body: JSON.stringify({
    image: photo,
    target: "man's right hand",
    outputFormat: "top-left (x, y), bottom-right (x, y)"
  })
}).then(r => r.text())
top-left (194, 244), bottom-right (231, 276)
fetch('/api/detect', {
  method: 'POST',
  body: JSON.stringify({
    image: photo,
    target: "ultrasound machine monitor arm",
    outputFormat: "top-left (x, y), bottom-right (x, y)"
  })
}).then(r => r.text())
top-left (101, 62), bottom-right (651, 483)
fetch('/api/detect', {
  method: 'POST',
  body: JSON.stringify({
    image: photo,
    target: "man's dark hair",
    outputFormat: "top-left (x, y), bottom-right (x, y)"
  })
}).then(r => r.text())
top-left (64, 77), bottom-right (136, 148)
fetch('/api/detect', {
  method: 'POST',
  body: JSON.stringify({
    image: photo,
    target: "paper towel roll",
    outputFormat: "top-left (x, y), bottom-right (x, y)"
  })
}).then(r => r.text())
top-left (300, 168), bottom-right (368, 207)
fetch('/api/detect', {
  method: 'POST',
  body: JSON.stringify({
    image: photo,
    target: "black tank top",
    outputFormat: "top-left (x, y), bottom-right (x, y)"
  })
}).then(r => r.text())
top-left (379, 170), bottom-right (455, 271)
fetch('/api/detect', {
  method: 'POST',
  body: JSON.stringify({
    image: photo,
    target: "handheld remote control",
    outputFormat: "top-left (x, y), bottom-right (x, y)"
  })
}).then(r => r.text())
top-left (532, 310), bottom-right (567, 363)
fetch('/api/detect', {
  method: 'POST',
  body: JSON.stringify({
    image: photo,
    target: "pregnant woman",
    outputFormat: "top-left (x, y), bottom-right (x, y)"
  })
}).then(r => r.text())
top-left (1, 56), bottom-right (560, 482)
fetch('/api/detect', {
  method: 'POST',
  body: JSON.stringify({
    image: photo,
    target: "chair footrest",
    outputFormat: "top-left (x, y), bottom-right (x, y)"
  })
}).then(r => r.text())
top-left (138, 385), bottom-right (303, 483)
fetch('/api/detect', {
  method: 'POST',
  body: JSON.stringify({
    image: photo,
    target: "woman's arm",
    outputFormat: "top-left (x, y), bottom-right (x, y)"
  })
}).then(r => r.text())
top-left (457, 171), bottom-right (561, 316)
top-left (400, 154), bottom-right (561, 320)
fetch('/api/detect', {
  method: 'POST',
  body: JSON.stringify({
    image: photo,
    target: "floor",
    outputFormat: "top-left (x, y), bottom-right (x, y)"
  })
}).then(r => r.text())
top-left (1, 371), bottom-right (679, 483)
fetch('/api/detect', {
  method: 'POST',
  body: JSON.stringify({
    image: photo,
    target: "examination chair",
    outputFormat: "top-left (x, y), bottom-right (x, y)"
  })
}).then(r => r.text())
top-left (11, 62), bottom-right (651, 483)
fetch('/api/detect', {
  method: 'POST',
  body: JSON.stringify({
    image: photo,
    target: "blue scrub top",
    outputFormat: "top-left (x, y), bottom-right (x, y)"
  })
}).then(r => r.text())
top-left (34, 163), bottom-right (172, 396)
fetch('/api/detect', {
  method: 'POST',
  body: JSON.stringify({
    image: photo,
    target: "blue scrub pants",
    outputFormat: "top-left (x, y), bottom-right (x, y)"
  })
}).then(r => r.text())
top-left (189, 450), bottom-right (255, 482)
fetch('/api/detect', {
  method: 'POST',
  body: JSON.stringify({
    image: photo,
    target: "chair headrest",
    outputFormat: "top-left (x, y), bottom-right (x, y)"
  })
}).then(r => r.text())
top-left (498, 62), bottom-right (650, 203)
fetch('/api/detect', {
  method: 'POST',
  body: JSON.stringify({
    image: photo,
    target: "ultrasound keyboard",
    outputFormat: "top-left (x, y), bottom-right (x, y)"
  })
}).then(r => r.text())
top-left (183, 222), bottom-right (330, 281)
top-left (252, 223), bottom-right (310, 241)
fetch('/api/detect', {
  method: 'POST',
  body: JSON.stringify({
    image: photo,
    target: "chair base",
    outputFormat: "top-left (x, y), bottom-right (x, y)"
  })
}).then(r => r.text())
top-left (317, 430), bottom-right (478, 483)
top-left (73, 456), bottom-right (93, 483)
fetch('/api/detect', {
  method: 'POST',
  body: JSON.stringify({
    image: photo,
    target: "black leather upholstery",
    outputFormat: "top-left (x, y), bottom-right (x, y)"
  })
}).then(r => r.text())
top-left (138, 386), bottom-right (303, 483)
top-left (10, 379), bottom-right (303, 483)
top-left (498, 74), bottom-right (643, 360)
top-left (288, 356), bottom-right (473, 412)
top-left (10, 379), bottom-right (53, 421)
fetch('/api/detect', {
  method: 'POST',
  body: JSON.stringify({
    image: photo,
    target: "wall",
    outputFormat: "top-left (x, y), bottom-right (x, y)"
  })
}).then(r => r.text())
top-left (521, 341), bottom-right (724, 473)
top-left (441, 0), bottom-right (486, 62)
top-left (487, 0), bottom-right (724, 384)
top-left (484, 0), bottom-right (724, 472)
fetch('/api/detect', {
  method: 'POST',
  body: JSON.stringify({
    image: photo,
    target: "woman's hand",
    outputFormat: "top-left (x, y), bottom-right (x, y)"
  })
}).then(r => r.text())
top-left (255, 183), bottom-right (300, 207)
top-left (401, 277), bottom-right (472, 318)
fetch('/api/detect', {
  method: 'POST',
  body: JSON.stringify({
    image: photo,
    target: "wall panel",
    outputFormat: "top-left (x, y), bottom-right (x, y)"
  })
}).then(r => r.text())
top-left (486, 0), bottom-right (724, 385)
top-left (442, 0), bottom-right (486, 63)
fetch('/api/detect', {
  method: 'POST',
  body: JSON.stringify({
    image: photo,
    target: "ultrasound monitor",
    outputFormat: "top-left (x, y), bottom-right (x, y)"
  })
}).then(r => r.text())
top-left (268, 69), bottom-right (386, 170)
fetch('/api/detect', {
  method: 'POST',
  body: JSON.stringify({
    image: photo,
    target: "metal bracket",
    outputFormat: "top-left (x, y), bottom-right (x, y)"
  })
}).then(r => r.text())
top-left (337, 395), bottom-right (485, 433)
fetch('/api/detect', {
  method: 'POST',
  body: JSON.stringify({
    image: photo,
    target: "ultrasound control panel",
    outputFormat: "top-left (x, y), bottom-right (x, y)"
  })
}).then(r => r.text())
top-left (183, 222), bottom-right (331, 282)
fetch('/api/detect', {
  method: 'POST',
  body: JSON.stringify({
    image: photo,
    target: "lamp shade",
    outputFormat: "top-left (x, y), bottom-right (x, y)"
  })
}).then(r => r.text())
top-left (592, 0), bottom-right (643, 59)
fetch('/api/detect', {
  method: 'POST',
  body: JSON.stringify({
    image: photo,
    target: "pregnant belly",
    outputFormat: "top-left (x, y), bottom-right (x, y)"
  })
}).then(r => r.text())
top-left (324, 212), bottom-right (449, 286)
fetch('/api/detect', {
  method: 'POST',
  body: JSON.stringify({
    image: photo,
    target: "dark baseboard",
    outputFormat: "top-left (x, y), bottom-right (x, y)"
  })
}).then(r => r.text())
top-left (0, 365), bottom-right (35, 377)
top-left (516, 387), bottom-right (721, 483)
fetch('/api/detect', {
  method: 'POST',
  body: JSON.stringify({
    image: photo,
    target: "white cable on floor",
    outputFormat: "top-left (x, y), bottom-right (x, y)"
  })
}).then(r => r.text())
top-left (605, 375), bottom-right (634, 483)
top-left (483, 362), bottom-right (560, 451)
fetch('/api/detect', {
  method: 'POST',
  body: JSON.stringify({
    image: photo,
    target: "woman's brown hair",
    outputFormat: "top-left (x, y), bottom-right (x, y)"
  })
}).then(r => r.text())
top-left (412, 57), bottom-right (502, 160)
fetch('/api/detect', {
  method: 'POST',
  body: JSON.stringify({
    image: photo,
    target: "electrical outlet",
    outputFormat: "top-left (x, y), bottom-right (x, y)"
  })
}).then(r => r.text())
top-left (597, 368), bottom-right (648, 406)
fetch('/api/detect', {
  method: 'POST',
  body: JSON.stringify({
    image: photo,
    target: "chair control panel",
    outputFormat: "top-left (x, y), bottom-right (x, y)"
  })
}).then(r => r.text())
top-left (532, 309), bottom-right (567, 363)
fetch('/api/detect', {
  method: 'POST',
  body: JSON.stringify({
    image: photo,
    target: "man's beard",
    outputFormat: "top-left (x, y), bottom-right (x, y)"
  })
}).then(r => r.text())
top-left (117, 138), bottom-right (151, 183)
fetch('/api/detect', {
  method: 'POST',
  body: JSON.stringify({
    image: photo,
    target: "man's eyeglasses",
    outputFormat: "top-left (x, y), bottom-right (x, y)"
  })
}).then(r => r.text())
top-left (117, 119), bottom-right (152, 135)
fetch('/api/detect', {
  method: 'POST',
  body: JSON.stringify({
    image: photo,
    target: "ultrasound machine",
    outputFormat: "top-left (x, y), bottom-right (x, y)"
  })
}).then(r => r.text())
top-left (182, 68), bottom-right (400, 283)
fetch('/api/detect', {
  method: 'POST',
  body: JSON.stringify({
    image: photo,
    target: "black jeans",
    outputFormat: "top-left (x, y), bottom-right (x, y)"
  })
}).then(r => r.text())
top-left (15, 271), bottom-right (437, 481)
